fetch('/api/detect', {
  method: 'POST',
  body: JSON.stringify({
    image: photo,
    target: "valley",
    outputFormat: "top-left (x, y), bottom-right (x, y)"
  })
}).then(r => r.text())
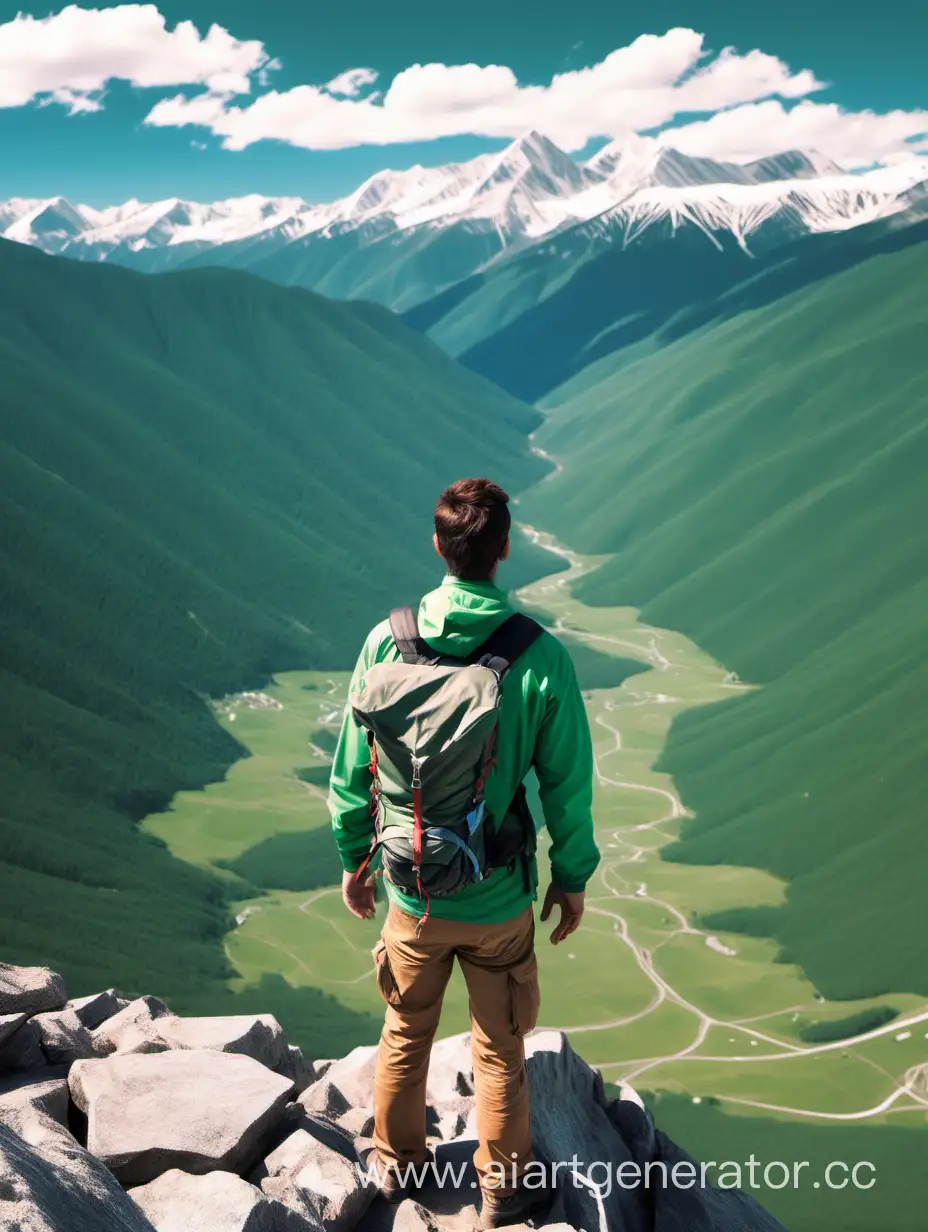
top-left (143, 525), bottom-right (928, 1232)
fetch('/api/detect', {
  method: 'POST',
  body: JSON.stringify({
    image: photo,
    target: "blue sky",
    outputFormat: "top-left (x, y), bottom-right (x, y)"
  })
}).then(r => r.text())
top-left (1, 0), bottom-right (926, 205)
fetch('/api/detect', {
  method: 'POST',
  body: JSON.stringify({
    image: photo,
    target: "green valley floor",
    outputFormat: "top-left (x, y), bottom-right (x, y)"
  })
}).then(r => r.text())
top-left (145, 531), bottom-right (928, 1230)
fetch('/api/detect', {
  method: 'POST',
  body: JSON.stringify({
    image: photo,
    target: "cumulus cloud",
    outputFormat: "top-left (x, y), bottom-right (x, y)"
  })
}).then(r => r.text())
top-left (4, 7), bottom-right (925, 168)
top-left (660, 99), bottom-right (928, 168)
top-left (0, 4), bottom-right (272, 113)
top-left (325, 67), bottom-right (378, 98)
top-left (145, 28), bottom-right (827, 152)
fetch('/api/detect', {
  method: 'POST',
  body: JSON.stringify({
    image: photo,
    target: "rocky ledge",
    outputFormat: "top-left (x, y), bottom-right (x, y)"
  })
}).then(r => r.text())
top-left (0, 961), bottom-right (783, 1231)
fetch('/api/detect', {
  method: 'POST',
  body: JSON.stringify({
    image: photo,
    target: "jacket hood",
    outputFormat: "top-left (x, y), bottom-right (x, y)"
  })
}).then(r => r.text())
top-left (416, 576), bottom-right (513, 657)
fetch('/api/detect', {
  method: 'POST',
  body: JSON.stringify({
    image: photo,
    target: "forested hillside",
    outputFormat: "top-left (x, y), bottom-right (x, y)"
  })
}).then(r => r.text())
top-left (523, 239), bottom-right (928, 999)
top-left (0, 238), bottom-right (547, 1005)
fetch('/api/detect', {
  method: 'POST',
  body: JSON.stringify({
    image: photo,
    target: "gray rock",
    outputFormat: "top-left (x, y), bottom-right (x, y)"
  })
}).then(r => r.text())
top-left (68, 989), bottom-right (130, 1030)
top-left (0, 1012), bottom-right (29, 1050)
top-left (0, 1114), bottom-right (156, 1231)
top-left (390, 1200), bottom-right (439, 1232)
top-left (0, 963), bottom-right (67, 1017)
top-left (93, 1001), bottom-right (292, 1072)
top-left (319, 1045), bottom-right (378, 1110)
top-left (281, 1044), bottom-right (316, 1094)
top-left (335, 1107), bottom-right (375, 1140)
top-left (0, 1068), bottom-right (69, 1126)
top-left (70, 1049), bottom-right (295, 1186)
top-left (91, 996), bottom-right (173, 1057)
top-left (258, 1127), bottom-right (375, 1232)
top-left (130, 1168), bottom-right (321, 1231)
top-left (298, 1079), bottom-right (351, 1120)
top-left (0, 1017), bottom-right (45, 1073)
top-left (312, 1060), bottom-right (334, 1080)
top-left (33, 1006), bottom-right (97, 1065)
top-left (651, 1129), bottom-right (787, 1231)
top-left (321, 1036), bottom-right (473, 1144)
top-left (153, 1014), bottom-right (290, 1071)
top-left (524, 1029), bottom-right (650, 1232)
top-left (425, 1036), bottom-right (477, 1145)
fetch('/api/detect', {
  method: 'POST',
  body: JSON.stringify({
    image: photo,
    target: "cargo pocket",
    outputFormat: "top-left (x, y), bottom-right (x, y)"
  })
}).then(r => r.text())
top-left (372, 940), bottom-right (402, 1009)
top-left (507, 951), bottom-right (540, 1036)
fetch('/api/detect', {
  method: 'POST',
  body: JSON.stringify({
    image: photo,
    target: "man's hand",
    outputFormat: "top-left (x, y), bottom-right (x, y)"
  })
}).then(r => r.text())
top-left (540, 885), bottom-right (585, 945)
top-left (342, 868), bottom-right (376, 920)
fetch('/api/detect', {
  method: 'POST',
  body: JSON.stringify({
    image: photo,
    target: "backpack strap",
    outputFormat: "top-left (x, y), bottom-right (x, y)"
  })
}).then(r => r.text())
top-left (389, 605), bottom-right (439, 665)
top-left (469, 612), bottom-right (543, 681)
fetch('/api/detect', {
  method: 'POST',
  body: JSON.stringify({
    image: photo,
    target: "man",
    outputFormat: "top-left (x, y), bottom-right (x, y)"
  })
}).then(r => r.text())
top-left (328, 477), bottom-right (599, 1228)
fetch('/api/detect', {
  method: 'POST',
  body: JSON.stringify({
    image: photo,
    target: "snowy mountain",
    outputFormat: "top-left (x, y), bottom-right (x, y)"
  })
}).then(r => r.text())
top-left (3, 132), bottom-right (926, 310)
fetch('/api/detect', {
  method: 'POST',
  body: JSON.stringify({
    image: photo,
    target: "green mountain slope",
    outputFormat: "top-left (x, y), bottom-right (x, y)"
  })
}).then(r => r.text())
top-left (0, 238), bottom-right (547, 1004)
top-left (409, 194), bottom-right (928, 403)
top-left (522, 240), bottom-right (928, 999)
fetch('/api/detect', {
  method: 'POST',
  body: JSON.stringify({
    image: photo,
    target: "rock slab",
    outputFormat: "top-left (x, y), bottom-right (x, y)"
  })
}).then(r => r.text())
top-left (0, 1115), bottom-right (156, 1231)
top-left (68, 989), bottom-right (130, 1031)
top-left (0, 963), bottom-right (67, 1017)
top-left (70, 1049), bottom-right (295, 1186)
top-left (257, 1127), bottom-right (375, 1232)
top-left (0, 1068), bottom-right (69, 1126)
top-left (130, 1168), bottom-right (321, 1231)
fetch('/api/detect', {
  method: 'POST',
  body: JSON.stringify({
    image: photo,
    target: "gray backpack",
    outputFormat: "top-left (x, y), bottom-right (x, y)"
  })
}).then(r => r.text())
top-left (351, 605), bottom-right (543, 908)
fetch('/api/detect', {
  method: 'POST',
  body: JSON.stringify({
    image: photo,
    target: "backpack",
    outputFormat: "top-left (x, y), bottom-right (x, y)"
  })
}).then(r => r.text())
top-left (350, 604), bottom-right (544, 911)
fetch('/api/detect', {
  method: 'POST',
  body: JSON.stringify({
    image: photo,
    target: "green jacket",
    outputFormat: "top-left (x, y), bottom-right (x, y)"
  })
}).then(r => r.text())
top-left (328, 575), bottom-right (600, 923)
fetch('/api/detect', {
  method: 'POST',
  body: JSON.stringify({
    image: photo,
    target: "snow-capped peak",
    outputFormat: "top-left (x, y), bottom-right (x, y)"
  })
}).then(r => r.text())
top-left (2, 137), bottom-right (925, 280)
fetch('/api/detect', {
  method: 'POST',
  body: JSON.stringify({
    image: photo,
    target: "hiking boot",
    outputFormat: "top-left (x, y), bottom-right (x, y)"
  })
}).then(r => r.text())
top-left (479, 1183), bottom-right (552, 1229)
top-left (357, 1142), bottom-right (433, 1204)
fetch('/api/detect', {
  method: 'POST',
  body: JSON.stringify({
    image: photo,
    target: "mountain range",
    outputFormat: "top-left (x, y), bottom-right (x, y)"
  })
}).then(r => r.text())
top-left (3, 132), bottom-right (926, 314)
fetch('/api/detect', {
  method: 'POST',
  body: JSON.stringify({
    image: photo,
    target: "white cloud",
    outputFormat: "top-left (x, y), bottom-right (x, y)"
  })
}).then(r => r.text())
top-left (4, 8), bottom-right (925, 170)
top-left (0, 4), bottom-right (272, 113)
top-left (325, 67), bottom-right (378, 98)
top-left (659, 99), bottom-right (928, 168)
top-left (144, 28), bottom-right (826, 152)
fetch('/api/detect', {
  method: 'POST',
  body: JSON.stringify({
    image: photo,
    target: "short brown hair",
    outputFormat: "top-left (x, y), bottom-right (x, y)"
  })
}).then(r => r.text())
top-left (435, 478), bottom-right (511, 580)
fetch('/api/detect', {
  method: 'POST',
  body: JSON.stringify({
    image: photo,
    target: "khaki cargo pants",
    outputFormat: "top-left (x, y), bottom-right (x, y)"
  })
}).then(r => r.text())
top-left (372, 904), bottom-right (540, 1192)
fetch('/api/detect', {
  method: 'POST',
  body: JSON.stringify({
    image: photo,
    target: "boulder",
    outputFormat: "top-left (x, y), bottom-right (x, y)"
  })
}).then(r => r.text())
top-left (68, 989), bottom-right (130, 1031)
top-left (91, 996), bottom-right (173, 1057)
top-left (524, 1030), bottom-right (651, 1232)
top-left (0, 1068), bottom-right (69, 1126)
top-left (0, 1115), bottom-right (156, 1231)
top-left (0, 1012), bottom-right (29, 1050)
top-left (281, 1044), bottom-right (316, 1094)
top-left (70, 1049), bottom-right (295, 1186)
top-left (256, 1127), bottom-right (375, 1232)
top-left (0, 963), bottom-right (67, 1017)
top-left (152, 1014), bottom-right (290, 1072)
top-left (0, 1017), bottom-right (45, 1073)
top-left (33, 1007), bottom-right (97, 1066)
top-left (298, 1079), bottom-right (351, 1121)
top-left (321, 1036), bottom-right (474, 1144)
top-left (389, 1200), bottom-right (438, 1232)
top-left (651, 1129), bottom-right (787, 1231)
top-left (424, 1036), bottom-right (477, 1144)
top-left (130, 1168), bottom-right (321, 1231)
top-left (319, 1045), bottom-right (378, 1110)
top-left (335, 1107), bottom-right (375, 1140)
top-left (93, 1001), bottom-right (293, 1072)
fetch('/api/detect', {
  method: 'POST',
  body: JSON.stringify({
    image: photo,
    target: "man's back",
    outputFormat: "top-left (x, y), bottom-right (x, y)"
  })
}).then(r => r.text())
top-left (328, 572), bottom-right (599, 921)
